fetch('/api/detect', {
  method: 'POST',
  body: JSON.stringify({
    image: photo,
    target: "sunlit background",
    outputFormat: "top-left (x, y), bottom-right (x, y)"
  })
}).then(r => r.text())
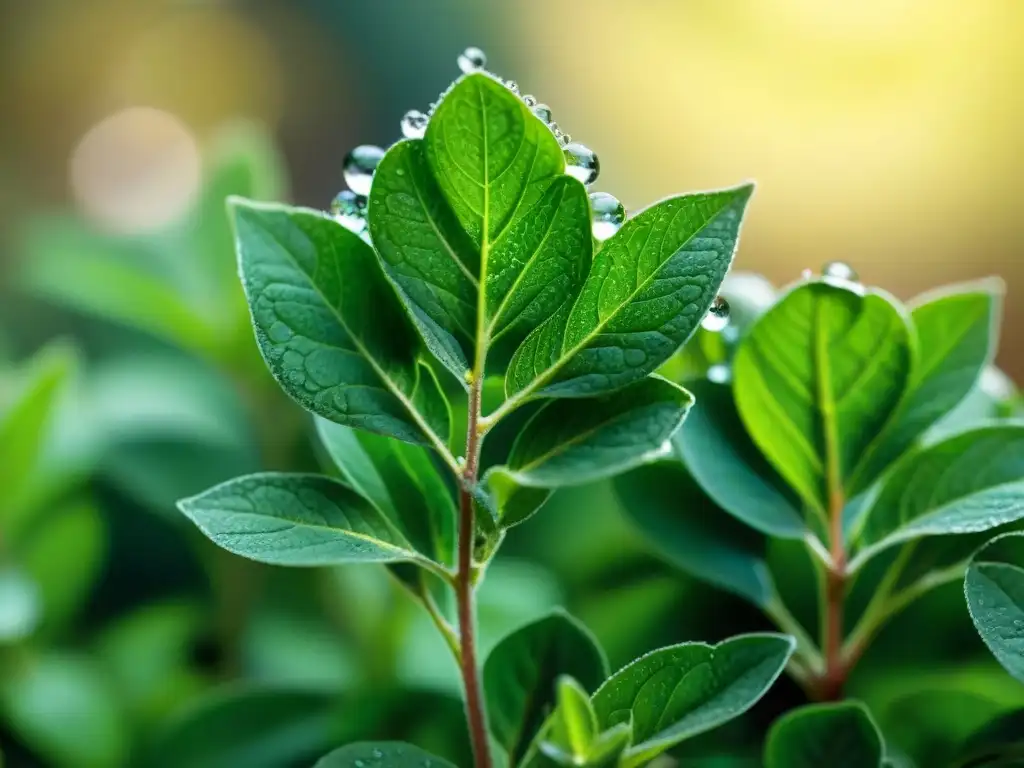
top-left (1, 2), bottom-right (1023, 766)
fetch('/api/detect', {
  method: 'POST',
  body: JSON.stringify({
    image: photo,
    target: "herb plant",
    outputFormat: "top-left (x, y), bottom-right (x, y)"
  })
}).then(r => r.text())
top-left (179, 62), bottom-right (799, 767)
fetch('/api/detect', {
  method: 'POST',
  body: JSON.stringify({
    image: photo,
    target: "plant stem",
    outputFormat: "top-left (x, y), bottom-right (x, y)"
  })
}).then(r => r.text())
top-left (456, 373), bottom-right (493, 768)
top-left (764, 595), bottom-right (824, 674)
top-left (818, 490), bottom-right (847, 701)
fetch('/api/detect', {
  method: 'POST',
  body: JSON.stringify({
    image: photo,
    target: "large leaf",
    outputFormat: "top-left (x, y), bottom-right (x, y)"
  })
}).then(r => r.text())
top-left (965, 532), bottom-right (1024, 684)
top-left (314, 742), bottom-right (456, 768)
top-left (764, 701), bottom-right (884, 768)
top-left (145, 685), bottom-right (343, 768)
top-left (615, 461), bottom-right (774, 607)
top-left (676, 378), bottom-right (804, 538)
top-left (316, 418), bottom-right (456, 568)
top-left (231, 199), bottom-right (451, 453)
top-left (733, 280), bottom-right (912, 515)
top-left (591, 633), bottom-right (795, 767)
top-left (855, 280), bottom-right (1001, 487)
top-left (178, 473), bottom-right (449, 576)
top-left (851, 425), bottom-right (1024, 570)
top-left (505, 184), bottom-right (753, 401)
top-left (484, 609), bottom-right (608, 763)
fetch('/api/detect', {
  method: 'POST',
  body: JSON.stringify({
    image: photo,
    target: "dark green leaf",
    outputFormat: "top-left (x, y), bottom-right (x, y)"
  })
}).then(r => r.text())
top-left (953, 709), bottom-right (1024, 768)
top-left (852, 425), bottom-right (1024, 570)
top-left (615, 461), bottom-right (774, 607)
top-left (591, 633), bottom-right (795, 767)
top-left (178, 473), bottom-right (448, 575)
top-left (314, 742), bottom-right (456, 768)
top-left (733, 280), bottom-right (912, 516)
top-left (856, 279), bottom-right (1002, 487)
top-left (231, 199), bottom-right (451, 453)
top-left (764, 701), bottom-right (884, 768)
top-left (966, 533), bottom-right (1024, 683)
top-left (484, 609), bottom-right (608, 763)
top-left (506, 185), bottom-right (753, 401)
top-left (677, 378), bottom-right (804, 538)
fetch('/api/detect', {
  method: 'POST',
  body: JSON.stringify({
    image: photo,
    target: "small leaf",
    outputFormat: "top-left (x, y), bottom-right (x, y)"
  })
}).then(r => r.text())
top-left (506, 185), bottom-right (753, 400)
top-left (677, 378), bottom-right (804, 538)
top-left (591, 633), bottom-right (795, 767)
top-left (733, 280), bottom-right (912, 516)
top-left (178, 473), bottom-right (447, 575)
top-left (851, 425), bottom-right (1024, 570)
top-left (484, 609), bottom-right (608, 764)
top-left (855, 279), bottom-right (1002, 487)
top-left (965, 533), bottom-right (1024, 683)
top-left (615, 461), bottom-right (774, 607)
top-left (549, 676), bottom-right (599, 758)
top-left (231, 199), bottom-right (451, 452)
top-left (764, 701), bottom-right (885, 768)
top-left (314, 742), bottom-right (456, 768)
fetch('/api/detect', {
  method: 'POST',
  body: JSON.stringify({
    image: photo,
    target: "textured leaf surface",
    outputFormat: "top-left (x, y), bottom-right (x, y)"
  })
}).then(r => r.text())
top-left (178, 473), bottom-right (444, 572)
top-left (677, 378), bottom-right (804, 538)
top-left (507, 185), bottom-right (752, 400)
top-left (966, 533), bottom-right (1024, 683)
top-left (591, 633), bottom-right (794, 766)
top-left (852, 425), bottom-right (1024, 570)
top-left (232, 199), bottom-right (450, 449)
top-left (733, 280), bottom-right (912, 514)
top-left (484, 610), bottom-right (608, 764)
top-left (764, 701), bottom-right (884, 768)
top-left (314, 742), bottom-right (456, 768)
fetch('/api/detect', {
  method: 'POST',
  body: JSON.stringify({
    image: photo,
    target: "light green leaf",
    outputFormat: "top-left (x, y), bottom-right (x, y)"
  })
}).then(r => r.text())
top-left (529, 678), bottom-right (632, 768)
top-left (677, 378), bottom-right (804, 538)
top-left (966, 532), bottom-right (1024, 684)
top-left (178, 473), bottom-right (448, 576)
top-left (548, 676), bottom-right (600, 758)
top-left (506, 184), bottom-right (753, 401)
top-left (231, 199), bottom-right (452, 455)
top-left (314, 742), bottom-right (456, 768)
top-left (316, 418), bottom-right (456, 568)
top-left (855, 279), bottom-right (1002, 489)
top-left (0, 565), bottom-right (40, 643)
top-left (591, 633), bottom-right (795, 767)
top-left (145, 685), bottom-right (343, 768)
top-left (764, 701), bottom-right (884, 768)
top-left (851, 424), bottom-right (1024, 570)
top-left (733, 280), bottom-right (913, 515)
top-left (614, 461), bottom-right (774, 607)
top-left (484, 609), bottom-right (608, 764)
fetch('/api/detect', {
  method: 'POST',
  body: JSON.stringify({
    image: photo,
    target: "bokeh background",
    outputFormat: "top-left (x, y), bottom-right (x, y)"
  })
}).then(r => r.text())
top-left (0, 1), bottom-right (1022, 767)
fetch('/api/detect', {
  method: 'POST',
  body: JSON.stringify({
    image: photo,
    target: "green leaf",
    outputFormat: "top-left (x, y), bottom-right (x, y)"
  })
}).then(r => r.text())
top-left (484, 377), bottom-right (693, 526)
top-left (591, 633), bottom-right (795, 767)
top-left (506, 184), bottom-right (753, 401)
top-left (856, 279), bottom-right (1002, 487)
top-left (145, 685), bottom-right (344, 768)
top-left (178, 472), bottom-right (449, 576)
top-left (851, 424), bottom-right (1024, 570)
top-left (953, 709), bottom-right (1024, 768)
top-left (0, 652), bottom-right (129, 768)
top-left (314, 742), bottom-right (456, 768)
top-left (316, 418), bottom-right (456, 569)
top-left (529, 678), bottom-right (633, 768)
top-left (966, 533), bottom-right (1024, 683)
top-left (231, 199), bottom-right (452, 455)
top-left (764, 701), bottom-right (884, 768)
top-left (548, 676), bottom-right (600, 758)
top-left (677, 378), bottom-right (804, 538)
top-left (483, 609), bottom-right (608, 764)
top-left (733, 280), bottom-right (912, 516)
top-left (615, 461), bottom-right (774, 607)
top-left (0, 565), bottom-right (40, 642)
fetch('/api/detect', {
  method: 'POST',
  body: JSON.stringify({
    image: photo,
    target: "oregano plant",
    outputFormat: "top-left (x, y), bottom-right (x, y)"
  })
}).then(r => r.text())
top-left (178, 55), bottom-right (795, 767)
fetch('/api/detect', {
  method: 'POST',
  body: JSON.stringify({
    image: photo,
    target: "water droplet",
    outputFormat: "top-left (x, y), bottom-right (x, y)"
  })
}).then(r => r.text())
top-left (354, 762), bottom-right (365, 768)
top-left (560, 133), bottom-right (572, 146)
top-left (331, 190), bottom-right (368, 234)
top-left (589, 192), bottom-right (625, 241)
top-left (401, 109), bottom-right (428, 139)
top-left (523, 94), bottom-right (537, 107)
top-left (701, 296), bottom-right (731, 332)
top-left (801, 268), bottom-right (814, 280)
top-left (822, 260), bottom-right (859, 282)
top-left (458, 46), bottom-right (487, 73)
top-left (532, 104), bottom-right (553, 123)
top-left (564, 143), bottom-right (599, 185)
top-left (505, 80), bottom-right (519, 94)
top-left (342, 145), bottom-right (384, 196)
top-left (708, 364), bottom-right (731, 384)
top-left (371, 749), bottom-right (384, 759)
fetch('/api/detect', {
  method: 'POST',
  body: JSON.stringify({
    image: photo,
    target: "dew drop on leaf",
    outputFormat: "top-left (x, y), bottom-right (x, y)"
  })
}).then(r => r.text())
top-left (822, 260), bottom-right (859, 282)
top-left (532, 104), bottom-right (553, 123)
top-left (458, 46), bottom-right (487, 73)
top-left (707, 364), bottom-right (732, 384)
top-left (401, 109), bottom-right (428, 139)
top-left (589, 192), bottom-right (625, 241)
top-left (505, 79), bottom-right (519, 94)
top-left (701, 296), bottom-right (731, 332)
top-left (523, 94), bottom-right (537, 107)
top-left (331, 190), bottom-right (368, 234)
top-left (343, 145), bottom-right (385, 196)
top-left (564, 142), bottom-right (599, 185)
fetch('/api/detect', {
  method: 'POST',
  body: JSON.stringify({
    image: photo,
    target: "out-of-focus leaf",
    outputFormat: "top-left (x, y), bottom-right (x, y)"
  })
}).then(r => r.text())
top-left (764, 701), bottom-right (884, 768)
top-left (314, 742), bottom-right (456, 768)
top-left (952, 708), bottom-right (1024, 768)
top-left (0, 565), bottom-right (40, 643)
